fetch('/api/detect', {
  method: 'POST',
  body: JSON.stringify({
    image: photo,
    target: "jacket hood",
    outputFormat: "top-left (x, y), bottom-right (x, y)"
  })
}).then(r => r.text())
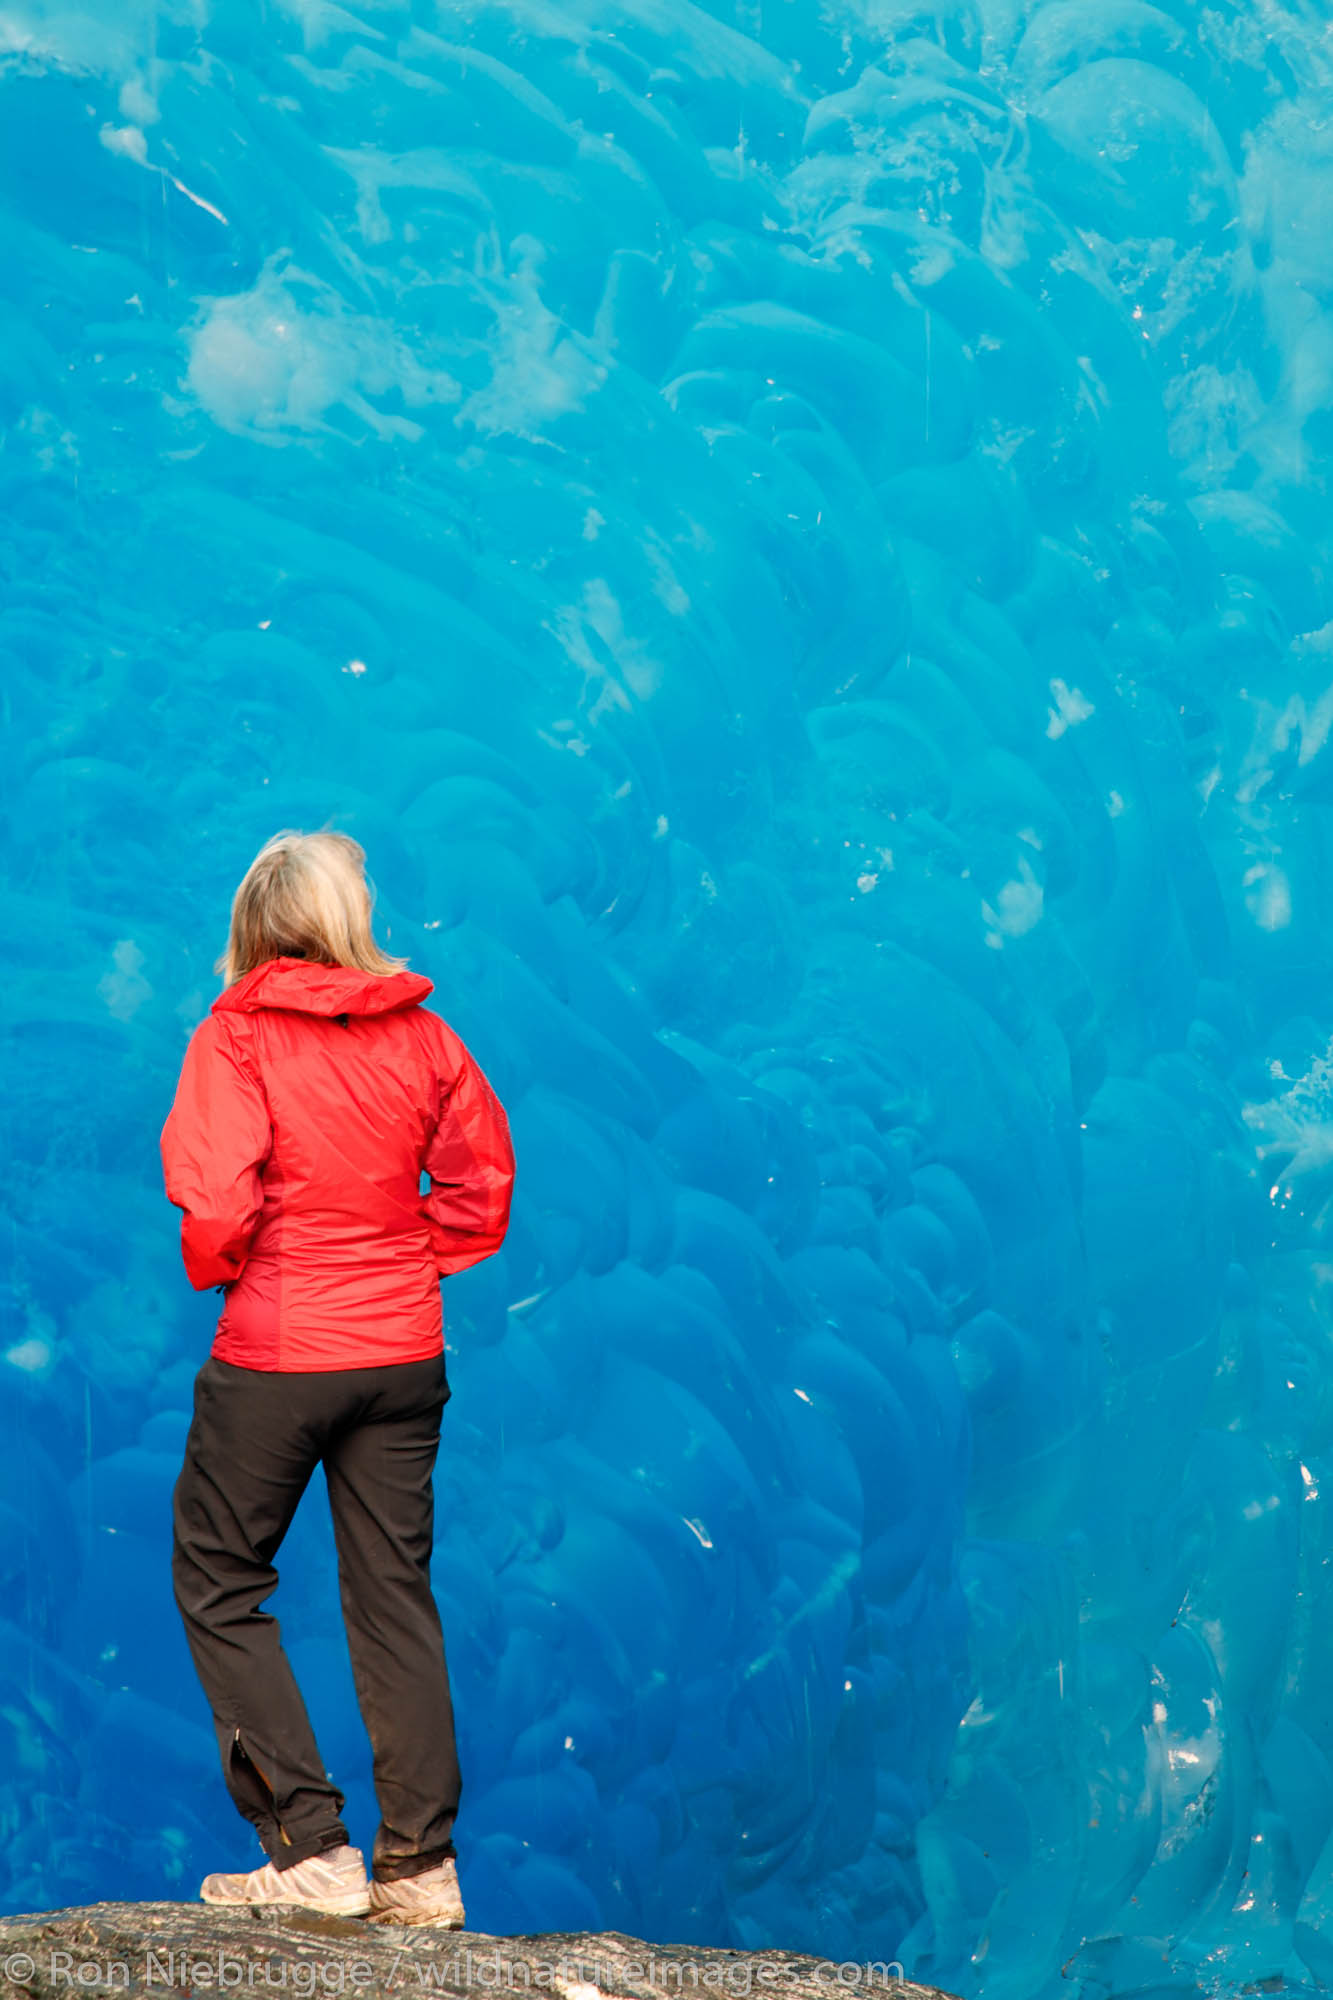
top-left (213, 957), bottom-right (434, 1019)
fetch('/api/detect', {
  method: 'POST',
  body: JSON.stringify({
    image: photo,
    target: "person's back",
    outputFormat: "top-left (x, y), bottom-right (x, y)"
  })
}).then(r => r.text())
top-left (160, 826), bottom-right (515, 1928)
top-left (163, 954), bottom-right (513, 1372)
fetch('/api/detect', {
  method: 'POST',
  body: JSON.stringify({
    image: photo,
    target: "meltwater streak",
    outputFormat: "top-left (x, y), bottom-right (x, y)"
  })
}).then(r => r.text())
top-left (1, 0), bottom-right (1332, 1996)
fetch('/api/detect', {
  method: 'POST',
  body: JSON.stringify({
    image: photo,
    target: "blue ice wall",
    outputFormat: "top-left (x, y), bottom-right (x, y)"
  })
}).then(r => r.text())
top-left (2, 0), bottom-right (1333, 1994)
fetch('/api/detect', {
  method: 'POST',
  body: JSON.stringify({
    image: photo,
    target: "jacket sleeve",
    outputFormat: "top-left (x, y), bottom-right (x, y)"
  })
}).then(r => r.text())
top-left (422, 1024), bottom-right (515, 1277)
top-left (160, 1015), bottom-right (272, 1291)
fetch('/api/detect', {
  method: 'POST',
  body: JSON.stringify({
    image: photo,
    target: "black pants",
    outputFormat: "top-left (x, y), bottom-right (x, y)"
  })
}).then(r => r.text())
top-left (172, 1351), bottom-right (460, 1882)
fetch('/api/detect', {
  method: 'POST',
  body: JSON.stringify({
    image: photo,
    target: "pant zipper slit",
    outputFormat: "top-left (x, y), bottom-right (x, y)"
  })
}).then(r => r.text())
top-left (234, 1726), bottom-right (293, 1846)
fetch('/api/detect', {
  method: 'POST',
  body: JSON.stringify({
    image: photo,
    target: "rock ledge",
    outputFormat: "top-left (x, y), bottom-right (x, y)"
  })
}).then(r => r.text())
top-left (0, 1906), bottom-right (957, 2000)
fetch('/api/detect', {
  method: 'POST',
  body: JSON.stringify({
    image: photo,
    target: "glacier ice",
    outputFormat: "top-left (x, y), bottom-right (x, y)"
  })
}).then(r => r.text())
top-left (2, 0), bottom-right (1333, 1994)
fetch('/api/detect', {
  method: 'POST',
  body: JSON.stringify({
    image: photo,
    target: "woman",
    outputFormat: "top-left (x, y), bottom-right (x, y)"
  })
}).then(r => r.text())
top-left (161, 828), bottom-right (516, 1925)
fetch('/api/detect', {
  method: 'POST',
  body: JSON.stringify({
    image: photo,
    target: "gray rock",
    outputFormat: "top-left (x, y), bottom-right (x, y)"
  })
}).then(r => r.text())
top-left (0, 1906), bottom-right (956, 2000)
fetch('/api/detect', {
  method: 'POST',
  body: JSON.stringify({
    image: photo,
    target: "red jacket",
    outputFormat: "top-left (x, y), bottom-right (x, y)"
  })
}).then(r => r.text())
top-left (160, 957), bottom-right (515, 1371)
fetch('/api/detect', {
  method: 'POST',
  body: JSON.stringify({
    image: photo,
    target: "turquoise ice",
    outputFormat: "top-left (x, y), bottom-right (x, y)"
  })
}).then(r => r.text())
top-left (2, 0), bottom-right (1333, 1995)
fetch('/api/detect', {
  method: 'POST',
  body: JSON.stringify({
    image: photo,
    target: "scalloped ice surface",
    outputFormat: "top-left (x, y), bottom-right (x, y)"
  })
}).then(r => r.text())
top-left (2, 0), bottom-right (1333, 1994)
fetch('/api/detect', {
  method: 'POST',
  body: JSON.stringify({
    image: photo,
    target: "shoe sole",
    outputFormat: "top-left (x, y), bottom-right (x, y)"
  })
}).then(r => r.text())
top-left (366, 1907), bottom-right (466, 1928)
top-left (201, 1890), bottom-right (372, 1918)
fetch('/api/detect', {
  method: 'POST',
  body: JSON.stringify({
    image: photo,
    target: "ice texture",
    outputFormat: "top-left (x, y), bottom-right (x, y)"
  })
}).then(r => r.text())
top-left (1, 0), bottom-right (1333, 1994)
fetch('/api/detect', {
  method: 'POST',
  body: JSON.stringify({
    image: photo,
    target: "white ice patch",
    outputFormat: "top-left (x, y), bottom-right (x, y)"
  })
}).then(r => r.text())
top-left (1046, 678), bottom-right (1096, 737)
top-left (456, 237), bottom-right (607, 442)
top-left (98, 123), bottom-right (148, 163)
top-left (543, 577), bottom-right (662, 714)
top-left (98, 938), bottom-right (151, 1022)
top-left (1242, 860), bottom-right (1292, 931)
top-left (1244, 1036), bottom-right (1333, 1216)
top-left (4, 1338), bottom-right (52, 1374)
top-left (187, 258), bottom-right (460, 442)
top-left (581, 577), bottom-right (663, 700)
top-left (95, 118), bottom-right (227, 224)
top-left (645, 532), bottom-right (690, 615)
top-left (982, 855), bottom-right (1045, 947)
top-left (118, 73), bottom-right (158, 125)
top-left (1245, 624), bottom-right (1333, 780)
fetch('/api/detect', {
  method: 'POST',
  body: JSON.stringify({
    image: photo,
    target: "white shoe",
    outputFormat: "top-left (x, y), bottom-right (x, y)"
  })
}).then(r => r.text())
top-left (200, 1842), bottom-right (372, 1917)
top-left (367, 1854), bottom-right (466, 1927)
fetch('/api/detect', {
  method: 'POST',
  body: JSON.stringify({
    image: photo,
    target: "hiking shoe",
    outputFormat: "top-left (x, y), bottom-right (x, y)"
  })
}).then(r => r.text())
top-left (200, 1842), bottom-right (371, 1917)
top-left (367, 1855), bottom-right (466, 1927)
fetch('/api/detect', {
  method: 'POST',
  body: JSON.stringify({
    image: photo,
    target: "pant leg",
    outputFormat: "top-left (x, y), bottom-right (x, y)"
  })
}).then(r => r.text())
top-left (322, 1351), bottom-right (460, 1884)
top-left (172, 1355), bottom-right (352, 1870)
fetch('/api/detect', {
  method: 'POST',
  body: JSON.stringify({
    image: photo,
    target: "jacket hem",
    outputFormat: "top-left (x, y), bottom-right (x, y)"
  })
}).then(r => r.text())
top-left (209, 1334), bottom-right (445, 1373)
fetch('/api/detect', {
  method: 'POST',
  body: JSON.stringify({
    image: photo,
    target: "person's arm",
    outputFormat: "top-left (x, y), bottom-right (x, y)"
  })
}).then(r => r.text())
top-left (160, 1014), bottom-right (272, 1290)
top-left (422, 1025), bottom-right (515, 1277)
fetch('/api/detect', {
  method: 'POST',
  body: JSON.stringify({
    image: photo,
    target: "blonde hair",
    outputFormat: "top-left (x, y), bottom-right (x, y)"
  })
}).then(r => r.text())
top-left (215, 828), bottom-right (410, 986)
